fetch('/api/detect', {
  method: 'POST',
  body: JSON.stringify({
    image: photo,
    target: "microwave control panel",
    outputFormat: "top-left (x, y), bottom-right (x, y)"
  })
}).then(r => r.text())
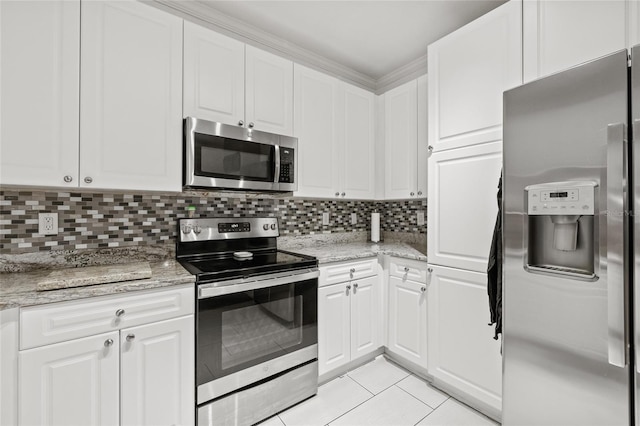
top-left (279, 148), bottom-right (295, 183)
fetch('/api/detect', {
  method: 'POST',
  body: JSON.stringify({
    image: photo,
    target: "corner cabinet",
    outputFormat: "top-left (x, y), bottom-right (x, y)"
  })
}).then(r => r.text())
top-left (17, 285), bottom-right (195, 426)
top-left (386, 258), bottom-right (428, 370)
top-left (79, 0), bottom-right (183, 191)
top-left (426, 264), bottom-right (502, 417)
top-left (294, 65), bottom-right (375, 200)
top-left (183, 21), bottom-right (294, 136)
top-left (318, 259), bottom-right (381, 377)
top-left (383, 75), bottom-right (428, 200)
top-left (428, 0), bottom-right (521, 153)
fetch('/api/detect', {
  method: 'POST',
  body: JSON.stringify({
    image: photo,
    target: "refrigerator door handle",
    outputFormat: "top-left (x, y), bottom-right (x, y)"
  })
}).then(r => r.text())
top-left (606, 122), bottom-right (628, 368)
top-left (634, 118), bottom-right (640, 374)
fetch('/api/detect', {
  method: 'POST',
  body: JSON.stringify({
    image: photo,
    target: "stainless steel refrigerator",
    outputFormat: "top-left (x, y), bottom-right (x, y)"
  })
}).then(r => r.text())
top-left (503, 46), bottom-right (638, 425)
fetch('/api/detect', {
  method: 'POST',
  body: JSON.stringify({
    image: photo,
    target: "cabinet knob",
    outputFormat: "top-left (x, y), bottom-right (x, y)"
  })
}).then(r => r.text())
top-left (428, 145), bottom-right (434, 152)
top-left (238, 120), bottom-right (244, 126)
top-left (84, 176), bottom-right (93, 184)
top-left (418, 191), bottom-right (422, 196)
top-left (346, 284), bottom-right (351, 291)
top-left (63, 175), bottom-right (73, 183)
top-left (335, 192), bottom-right (340, 197)
top-left (353, 283), bottom-right (358, 289)
top-left (421, 286), bottom-right (426, 292)
top-left (248, 122), bottom-right (254, 128)
top-left (350, 268), bottom-right (356, 273)
top-left (126, 333), bottom-right (136, 342)
top-left (341, 192), bottom-right (345, 197)
top-left (104, 338), bottom-right (114, 347)
top-left (410, 192), bottom-right (415, 196)
top-left (404, 267), bottom-right (410, 272)
top-left (115, 309), bottom-right (125, 317)
top-left (427, 267), bottom-right (433, 273)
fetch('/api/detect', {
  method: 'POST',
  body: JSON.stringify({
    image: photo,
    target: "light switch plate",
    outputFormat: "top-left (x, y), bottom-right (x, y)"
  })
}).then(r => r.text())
top-left (39, 212), bottom-right (58, 235)
top-left (417, 211), bottom-right (425, 226)
top-left (322, 212), bottom-right (330, 225)
top-left (351, 213), bottom-right (357, 225)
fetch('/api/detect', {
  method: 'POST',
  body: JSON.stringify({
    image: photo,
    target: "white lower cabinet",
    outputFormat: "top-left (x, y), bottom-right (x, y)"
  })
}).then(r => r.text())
top-left (426, 264), bottom-right (502, 416)
top-left (17, 286), bottom-right (195, 426)
top-left (387, 258), bottom-right (428, 369)
top-left (318, 261), bottom-right (380, 377)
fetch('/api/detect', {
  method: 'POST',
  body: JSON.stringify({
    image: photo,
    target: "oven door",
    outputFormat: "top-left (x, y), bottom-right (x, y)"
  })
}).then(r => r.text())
top-left (185, 117), bottom-right (281, 191)
top-left (196, 269), bottom-right (318, 404)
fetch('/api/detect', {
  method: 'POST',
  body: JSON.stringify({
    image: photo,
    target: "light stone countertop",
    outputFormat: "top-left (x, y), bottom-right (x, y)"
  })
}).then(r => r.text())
top-left (0, 259), bottom-right (194, 311)
top-left (285, 241), bottom-right (427, 264)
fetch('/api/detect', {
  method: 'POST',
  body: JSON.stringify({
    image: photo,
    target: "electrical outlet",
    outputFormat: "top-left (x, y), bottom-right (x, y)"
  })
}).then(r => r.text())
top-left (322, 212), bottom-right (330, 226)
top-left (351, 213), bottom-right (357, 225)
top-left (38, 213), bottom-right (58, 235)
top-left (417, 211), bottom-right (425, 226)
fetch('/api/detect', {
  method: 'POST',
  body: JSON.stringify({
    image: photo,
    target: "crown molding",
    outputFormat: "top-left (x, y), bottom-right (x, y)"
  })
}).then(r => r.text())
top-left (375, 54), bottom-right (428, 95)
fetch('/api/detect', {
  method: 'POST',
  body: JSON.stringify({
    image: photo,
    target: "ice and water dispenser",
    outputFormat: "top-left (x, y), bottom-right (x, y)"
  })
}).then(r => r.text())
top-left (524, 181), bottom-right (598, 280)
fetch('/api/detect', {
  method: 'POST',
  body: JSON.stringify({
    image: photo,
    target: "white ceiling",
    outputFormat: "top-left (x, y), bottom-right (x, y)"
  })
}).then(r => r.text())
top-left (194, 0), bottom-right (507, 81)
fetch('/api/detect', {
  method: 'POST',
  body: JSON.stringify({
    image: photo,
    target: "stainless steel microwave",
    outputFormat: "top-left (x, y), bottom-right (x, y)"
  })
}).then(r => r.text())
top-left (184, 117), bottom-right (297, 192)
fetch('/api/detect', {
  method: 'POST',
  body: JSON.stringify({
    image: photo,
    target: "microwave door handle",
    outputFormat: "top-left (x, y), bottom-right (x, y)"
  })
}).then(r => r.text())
top-left (274, 144), bottom-right (281, 183)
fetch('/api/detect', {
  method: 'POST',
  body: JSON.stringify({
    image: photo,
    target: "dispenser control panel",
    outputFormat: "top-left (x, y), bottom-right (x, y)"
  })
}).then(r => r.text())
top-left (526, 181), bottom-right (596, 215)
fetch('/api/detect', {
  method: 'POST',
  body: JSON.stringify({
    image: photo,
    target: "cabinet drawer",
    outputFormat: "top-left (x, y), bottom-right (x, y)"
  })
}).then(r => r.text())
top-left (389, 259), bottom-right (427, 283)
top-left (320, 258), bottom-right (378, 286)
top-left (20, 285), bottom-right (194, 350)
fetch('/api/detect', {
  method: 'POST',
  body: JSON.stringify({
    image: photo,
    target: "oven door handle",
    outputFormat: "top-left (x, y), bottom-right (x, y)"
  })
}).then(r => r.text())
top-left (198, 269), bottom-right (320, 299)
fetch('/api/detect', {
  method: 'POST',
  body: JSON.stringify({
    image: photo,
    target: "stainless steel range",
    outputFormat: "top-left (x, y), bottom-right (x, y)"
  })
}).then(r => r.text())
top-left (177, 217), bottom-right (319, 425)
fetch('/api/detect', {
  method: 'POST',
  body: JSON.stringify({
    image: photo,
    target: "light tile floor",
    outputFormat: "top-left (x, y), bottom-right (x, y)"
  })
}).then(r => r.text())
top-left (260, 356), bottom-right (499, 426)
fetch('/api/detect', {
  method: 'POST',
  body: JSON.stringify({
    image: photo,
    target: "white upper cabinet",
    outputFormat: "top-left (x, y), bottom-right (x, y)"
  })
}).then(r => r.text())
top-left (245, 45), bottom-right (294, 135)
top-left (294, 64), bottom-right (375, 200)
top-left (294, 64), bottom-right (341, 198)
top-left (341, 84), bottom-right (376, 200)
top-left (428, 0), bottom-right (522, 152)
top-left (0, 0), bottom-right (80, 187)
top-left (428, 142), bottom-right (502, 272)
top-left (384, 79), bottom-right (418, 199)
top-left (184, 22), bottom-right (294, 136)
top-left (183, 21), bottom-right (245, 127)
top-left (80, 0), bottom-right (183, 191)
top-left (523, 0), bottom-right (634, 83)
top-left (417, 74), bottom-right (429, 200)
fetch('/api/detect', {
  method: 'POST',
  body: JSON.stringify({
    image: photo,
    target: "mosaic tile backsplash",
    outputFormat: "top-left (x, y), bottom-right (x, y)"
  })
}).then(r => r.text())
top-left (0, 189), bottom-right (427, 254)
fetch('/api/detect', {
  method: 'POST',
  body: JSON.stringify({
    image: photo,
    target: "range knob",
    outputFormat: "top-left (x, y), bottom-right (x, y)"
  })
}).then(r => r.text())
top-left (193, 225), bottom-right (202, 235)
top-left (270, 223), bottom-right (277, 230)
top-left (263, 224), bottom-right (269, 231)
top-left (181, 225), bottom-right (192, 234)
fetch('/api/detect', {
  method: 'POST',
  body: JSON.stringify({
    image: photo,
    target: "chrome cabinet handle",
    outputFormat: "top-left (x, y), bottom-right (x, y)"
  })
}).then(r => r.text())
top-left (126, 334), bottom-right (135, 342)
top-left (353, 283), bottom-right (358, 289)
top-left (115, 309), bottom-right (125, 317)
top-left (606, 123), bottom-right (628, 368)
top-left (404, 267), bottom-right (410, 272)
top-left (104, 338), bottom-right (114, 347)
top-left (238, 120), bottom-right (244, 126)
top-left (63, 175), bottom-right (73, 183)
top-left (341, 192), bottom-right (345, 197)
top-left (346, 284), bottom-right (351, 292)
top-left (418, 191), bottom-right (422, 196)
top-left (428, 145), bottom-right (433, 152)
top-left (350, 268), bottom-right (356, 273)
top-left (84, 176), bottom-right (92, 184)
top-left (421, 286), bottom-right (426, 292)
top-left (248, 122), bottom-right (254, 128)
top-left (335, 192), bottom-right (340, 196)
top-left (410, 192), bottom-right (415, 196)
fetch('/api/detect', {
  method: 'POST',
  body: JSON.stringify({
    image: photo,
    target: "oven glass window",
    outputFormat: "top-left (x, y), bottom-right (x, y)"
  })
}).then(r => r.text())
top-left (194, 133), bottom-right (275, 182)
top-left (197, 279), bottom-right (317, 387)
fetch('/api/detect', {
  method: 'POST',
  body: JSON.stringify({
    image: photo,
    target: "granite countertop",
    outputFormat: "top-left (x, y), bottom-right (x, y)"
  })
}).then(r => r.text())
top-left (287, 241), bottom-right (427, 264)
top-left (0, 259), bottom-right (194, 311)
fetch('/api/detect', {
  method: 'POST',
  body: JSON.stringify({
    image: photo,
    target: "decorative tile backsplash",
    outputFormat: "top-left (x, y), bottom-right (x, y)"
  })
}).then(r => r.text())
top-left (0, 189), bottom-right (426, 254)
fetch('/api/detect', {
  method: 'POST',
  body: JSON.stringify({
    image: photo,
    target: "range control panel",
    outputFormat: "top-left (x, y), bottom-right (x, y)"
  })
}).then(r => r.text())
top-left (526, 181), bottom-right (597, 215)
top-left (179, 217), bottom-right (279, 242)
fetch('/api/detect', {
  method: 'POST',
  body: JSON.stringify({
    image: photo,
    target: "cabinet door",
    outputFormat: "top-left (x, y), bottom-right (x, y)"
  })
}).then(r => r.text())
top-left (350, 275), bottom-right (380, 359)
top-left (0, 0), bottom-right (79, 187)
top-left (342, 83), bottom-right (376, 200)
top-left (293, 64), bottom-right (341, 198)
top-left (523, 0), bottom-right (628, 83)
top-left (417, 74), bottom-right (429, 198)
top-left (318, 283), bottom-right (351, 376)
top-left (384, 79), bottom-right (418, 199)
top-left (19, 331), bottom-right (119, 426)
top-left (387, 275), bottom-right (427, 367)
top-left (183, 21), bottom-right (244, 126)
top-left (245, 45), bottom-right (293, 136)
top-left (427, 142), bottom-right (502, 272)
top-left (427, 265), bottom-right (501, 413)
top-left (428, 0), bottom-right (521, 152)
top-left (80, 0), bottom-right (182, 191)
top-left (121, 316), bottom-right (194, 426)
